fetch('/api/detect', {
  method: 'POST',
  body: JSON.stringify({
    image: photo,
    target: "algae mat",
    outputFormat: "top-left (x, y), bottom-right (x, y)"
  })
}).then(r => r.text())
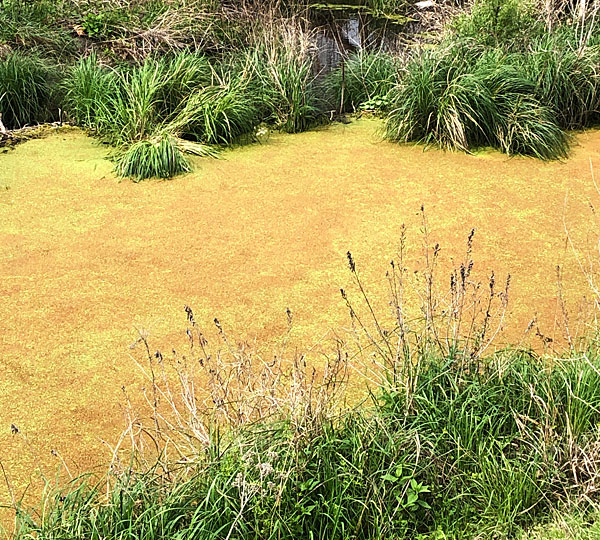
top-left (0, 118), bottom-right (599, 507)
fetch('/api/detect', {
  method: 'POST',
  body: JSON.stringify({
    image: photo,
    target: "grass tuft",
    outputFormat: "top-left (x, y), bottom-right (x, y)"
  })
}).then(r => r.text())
top-left (113, 133), bottom-right (192, 181)
top-left (523, 32), bottom-right (600, 130)
top-left (384, 44), bottom-right (571, 159)
top-left (0, 51), bottom-right (58, 129)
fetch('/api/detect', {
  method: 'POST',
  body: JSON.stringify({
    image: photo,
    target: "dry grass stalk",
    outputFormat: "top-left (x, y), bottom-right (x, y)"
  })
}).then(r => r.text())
top-left (111, 309), bottom-right (350, 472)
top-left (111, 216), bottom-right (516, 474)
top-left (342, 208), bottom-right (510, 403)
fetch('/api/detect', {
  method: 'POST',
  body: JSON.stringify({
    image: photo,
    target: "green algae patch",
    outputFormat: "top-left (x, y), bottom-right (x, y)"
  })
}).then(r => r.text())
top-left (0, 126), bottom-right (114, 190)
top-left (1, 119), bottom-right (600, 506)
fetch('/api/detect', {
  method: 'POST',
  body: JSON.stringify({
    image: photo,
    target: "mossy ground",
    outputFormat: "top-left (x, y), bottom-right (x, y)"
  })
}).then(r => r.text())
top-left (0, 118), bottom-right (599, 510)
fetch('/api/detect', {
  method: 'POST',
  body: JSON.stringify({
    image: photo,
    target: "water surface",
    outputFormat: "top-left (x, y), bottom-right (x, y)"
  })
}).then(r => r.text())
top-left (0, 118), bottom-right (598, 506)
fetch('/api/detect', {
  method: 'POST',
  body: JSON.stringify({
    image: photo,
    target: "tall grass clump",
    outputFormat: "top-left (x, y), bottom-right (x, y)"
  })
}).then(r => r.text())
top-left (156, 51), bottom-right (213, 113)
top-left (325, 49), bottom-right (399, 113)
top-left (61, 54), bottom-right (120, 134)
top-left (484, 60), bottom-right (571, 159)
top-left (242, 20), bottom-right (322, 133)
top-left (384, 46), bottom-right (490, 152)
top-left (522, 32), bottom-right (600, 130)
top-left (384, 44), bottom-right (570, 159)
top-left (62, 52), bottom-right (222, 179)
top-left (168, 71), bottom-right (261, 144)
top-left (113, 57), bottom-right (182, 144)
top-left (0, 51), bottom-right (59, 129)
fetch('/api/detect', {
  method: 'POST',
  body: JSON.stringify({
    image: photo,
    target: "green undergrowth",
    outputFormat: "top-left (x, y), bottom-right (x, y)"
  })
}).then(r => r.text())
top-left (452, 0), bottom-right (544, 49)
top-left (519, 508), bottom-right (600, 540)
top-left (57, 19), bottom-right (328, 180)
top-left (0, 0), bottom-right (79, 59)
top-left (4, 226), bottom-right (600, 538)
top-left (3, 0), bottom-right (600, 174)
top-left (8, 350), bottom-right (600, 539)
top-left (61, 51), bottom-right (268, 179)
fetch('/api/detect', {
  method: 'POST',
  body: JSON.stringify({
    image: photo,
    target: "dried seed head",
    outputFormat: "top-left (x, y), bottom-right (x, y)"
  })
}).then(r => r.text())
top-left (232, 472), bottom-right (244, 488)
top-left (526, 318), bottom-right (536, 332)
top-left (258, 462), bottom-right (274, 476)
top-left (467, 228), bottom-right (475, 247)
top-left (347, 251), bottom-right (356, 273)
top-left (184, 305), bottom-right (195, 326)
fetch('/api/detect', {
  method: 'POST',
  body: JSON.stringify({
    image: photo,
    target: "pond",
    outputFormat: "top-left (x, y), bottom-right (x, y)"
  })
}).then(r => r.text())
top-left (0, 117), bottom-right (598, 504)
